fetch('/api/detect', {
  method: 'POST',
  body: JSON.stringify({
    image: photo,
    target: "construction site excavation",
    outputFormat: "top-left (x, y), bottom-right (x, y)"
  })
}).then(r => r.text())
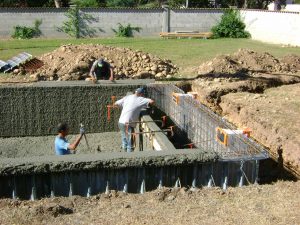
top-left (0, 43), bottom-right (299, 206)
top-left (1, 4), bottom-right (300, 220)
top-left (0, 78), bottom-right (272, 200)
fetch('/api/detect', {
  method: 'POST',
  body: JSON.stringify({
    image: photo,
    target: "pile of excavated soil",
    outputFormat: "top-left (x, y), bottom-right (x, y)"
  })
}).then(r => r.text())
top-left (192, 72), bottom-right (300, 112)
top-left (30, 44), bottom-right (178, 81)
top-left (197, 49), bottom-right (297, 76)
top-left (0, 181), bottom-right (299, 225)
top-left (280, 54), bottom-right (300, 71)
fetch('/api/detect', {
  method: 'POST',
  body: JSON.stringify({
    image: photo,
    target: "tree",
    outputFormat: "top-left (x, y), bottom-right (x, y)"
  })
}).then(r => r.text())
top-left (70, 0), bottom-right (100, 7)
top-left (54, 0), bottom-right (62, 7)
top-left (168, 0), bottom-right (185, 7)
top-left (57, 5), bottom-right (97, 38)
top-left (106, 0), bottom-right (137, 7)
top-left (0, 0), bottom-right (274, 9)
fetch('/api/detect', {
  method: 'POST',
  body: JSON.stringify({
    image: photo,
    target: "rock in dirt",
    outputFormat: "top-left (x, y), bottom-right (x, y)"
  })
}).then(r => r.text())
top-left (32, 203), bottom-right (73, 217)
top-left (32, 44), bottom-right (178, 81)
top-left (280, 54), bottom-right (300, 71)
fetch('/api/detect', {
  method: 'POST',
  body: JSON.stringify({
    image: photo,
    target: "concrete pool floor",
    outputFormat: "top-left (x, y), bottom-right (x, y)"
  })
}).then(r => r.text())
top-left (0, 132), bottom-right (122, 158)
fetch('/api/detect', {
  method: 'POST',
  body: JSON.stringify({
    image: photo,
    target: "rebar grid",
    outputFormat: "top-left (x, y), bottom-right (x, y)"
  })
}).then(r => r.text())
top-left (147, 84), bottom-right (268, 160)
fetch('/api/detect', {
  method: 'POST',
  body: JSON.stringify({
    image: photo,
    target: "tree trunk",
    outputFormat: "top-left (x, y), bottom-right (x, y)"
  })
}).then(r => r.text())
top-left (54, 0), bottom-right (62, 8)
top-left (157, 0), bottom-right (164, 7)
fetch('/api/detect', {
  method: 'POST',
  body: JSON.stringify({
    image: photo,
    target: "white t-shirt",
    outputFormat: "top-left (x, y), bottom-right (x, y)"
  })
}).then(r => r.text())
top-left (115, 94), bottom-right (152, 127)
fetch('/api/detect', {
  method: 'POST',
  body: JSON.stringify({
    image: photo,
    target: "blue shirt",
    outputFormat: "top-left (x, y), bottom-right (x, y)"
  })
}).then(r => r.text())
top-left (55, 136), bottom-right (71, 155)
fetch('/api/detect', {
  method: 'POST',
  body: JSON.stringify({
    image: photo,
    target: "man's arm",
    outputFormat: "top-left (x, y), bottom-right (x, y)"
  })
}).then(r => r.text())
top-left (109, 67), bottom-right (114, 81)
top-left (148, 99), bottom-right (155, 105)
top-left (89, 61), bottom-right (97, 80)
top-left (68, 134), bottom-right (83, 150)
top-left (143, 98), bottom-right (154, 107)
top-left (114, 97), bottom-right (125, 107)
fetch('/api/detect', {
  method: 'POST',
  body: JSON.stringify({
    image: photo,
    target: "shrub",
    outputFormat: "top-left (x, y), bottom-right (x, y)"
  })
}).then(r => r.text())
top-left (57, 5), bottom-right (96, 38)
top-left (112, 23), bottom-right (141, 37)
top-left (12, 19), bottom-right (42, 39)
top-left (211, 9), bottom-right (250, 38)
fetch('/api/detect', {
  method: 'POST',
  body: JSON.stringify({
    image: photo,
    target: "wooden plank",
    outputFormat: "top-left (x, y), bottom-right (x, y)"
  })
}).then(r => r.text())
top-left (159, 32), bottom-right (212, 39)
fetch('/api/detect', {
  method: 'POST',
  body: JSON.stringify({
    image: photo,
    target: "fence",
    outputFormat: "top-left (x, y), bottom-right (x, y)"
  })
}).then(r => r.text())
top-left (0, 8), bottom-right (299, 46)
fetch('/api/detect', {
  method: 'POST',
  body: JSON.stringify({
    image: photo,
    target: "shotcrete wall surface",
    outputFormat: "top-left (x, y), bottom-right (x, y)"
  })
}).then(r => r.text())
top-left (0, 149), bottom-right (218, 176)
top-left (0, 80), bottom-right (154, 137)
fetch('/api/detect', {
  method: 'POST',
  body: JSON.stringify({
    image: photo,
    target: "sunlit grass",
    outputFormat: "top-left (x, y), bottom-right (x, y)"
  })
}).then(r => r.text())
top-left (1, 37), bottom-right (299, 77)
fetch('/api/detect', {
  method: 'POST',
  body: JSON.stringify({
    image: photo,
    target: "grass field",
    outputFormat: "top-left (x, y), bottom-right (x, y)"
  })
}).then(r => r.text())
top-left (1, 38), bottom-right (300, 77)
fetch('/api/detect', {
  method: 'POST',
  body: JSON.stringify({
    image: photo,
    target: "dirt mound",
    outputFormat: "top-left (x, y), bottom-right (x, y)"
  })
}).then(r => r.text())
top-left (197, 55), bottom-right (245, 76)
top-left (31, 44), bottom-right (178, 81)
top-left (232, 49), bottom-right (289, 72)
top-left (192, 72), bottom-right (300, 112)
top-left (280, 54), bottom-right (300, 71)
top-left (197, 49), bottom-right (297, 76)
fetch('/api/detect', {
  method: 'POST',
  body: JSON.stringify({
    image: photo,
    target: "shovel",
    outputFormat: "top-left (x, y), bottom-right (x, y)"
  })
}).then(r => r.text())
top-left (80, 123), bottom-right (90, 151)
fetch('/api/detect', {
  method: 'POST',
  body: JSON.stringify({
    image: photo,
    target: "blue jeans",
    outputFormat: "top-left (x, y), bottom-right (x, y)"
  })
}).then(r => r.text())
top-left (118, 123), bottom-right (135, 152)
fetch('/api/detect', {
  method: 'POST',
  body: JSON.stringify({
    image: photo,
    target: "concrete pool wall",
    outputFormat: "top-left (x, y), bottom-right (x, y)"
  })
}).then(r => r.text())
top-left (0, 80), bottom-right (154, 137)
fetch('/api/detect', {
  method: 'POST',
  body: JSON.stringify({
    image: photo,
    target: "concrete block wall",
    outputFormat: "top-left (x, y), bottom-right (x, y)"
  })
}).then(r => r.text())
top-left (83, 8), bottom-right (163, 37)
top-left (169, 9), bottom-right (222, 32)
top-left (0, 81), bottom-right (150, 137)
top-left (0, 8), bottom-right (68, 38)
top-left (0, 8), bottom-right (163, 38)
top-left (0, 8), bottom-right (299, 45)
top-left (0, 7), bottom-right (221, 38)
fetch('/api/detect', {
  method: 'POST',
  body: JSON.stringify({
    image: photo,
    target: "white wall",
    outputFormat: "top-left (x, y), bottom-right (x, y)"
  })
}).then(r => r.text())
top-left (241, 10), bottom-right (300, 46)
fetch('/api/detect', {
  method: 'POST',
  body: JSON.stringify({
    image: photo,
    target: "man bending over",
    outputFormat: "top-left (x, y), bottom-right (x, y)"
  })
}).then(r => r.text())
top-left (89, 58), bottom-right (114, 82)
top-left (114, 88), bottom-right (154, 152)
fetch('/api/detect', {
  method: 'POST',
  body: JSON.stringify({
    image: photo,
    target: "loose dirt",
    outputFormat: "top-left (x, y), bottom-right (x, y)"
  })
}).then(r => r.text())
top-left (197, 48), bottom-right (297, 76)
top-left (280, 54), bottom-right (300, 71)
top-left (191, 49), bottom-right (300, 177)
top-left (0, 181), bottom-right (299, 225)
top-left (25, 44), bottom-right (178, 81)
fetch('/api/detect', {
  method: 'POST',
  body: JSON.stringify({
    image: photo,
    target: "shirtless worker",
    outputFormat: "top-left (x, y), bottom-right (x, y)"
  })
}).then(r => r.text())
top-left (89, 58), bottom-right (114, 82)
top-left (54, 122), bottom-right (85, 155)
top-left (114, 87), bottom-right (155, 152)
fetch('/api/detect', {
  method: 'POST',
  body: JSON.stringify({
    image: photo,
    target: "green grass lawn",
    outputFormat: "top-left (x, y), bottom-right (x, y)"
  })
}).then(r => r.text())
top-left (1, 37), bottom-right (299, 78)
